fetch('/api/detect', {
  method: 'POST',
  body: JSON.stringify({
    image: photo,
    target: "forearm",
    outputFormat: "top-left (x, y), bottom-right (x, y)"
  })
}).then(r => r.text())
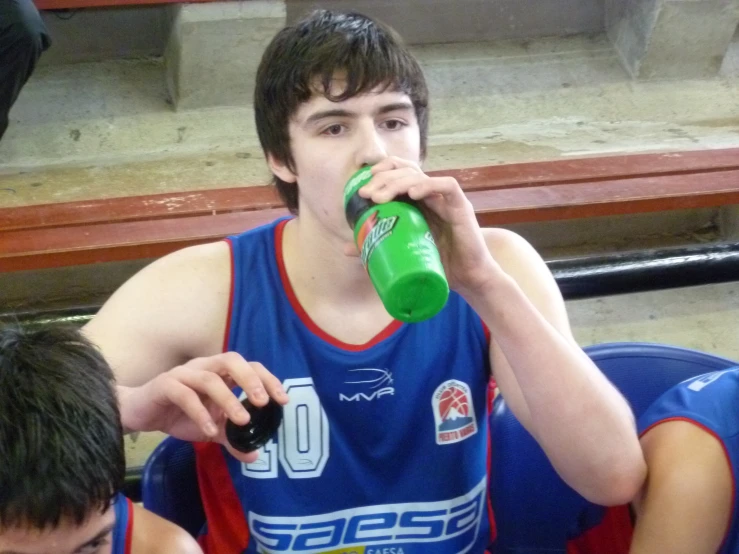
top-left (465, 271), bottom-right (645, 504)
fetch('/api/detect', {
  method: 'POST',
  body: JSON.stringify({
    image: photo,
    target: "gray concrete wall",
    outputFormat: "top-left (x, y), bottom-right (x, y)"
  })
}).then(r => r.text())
top-left (287, 0), bottom-right (605, 44)
top-left (39, 0), bottom-right (606, 67)
top-left (39, 5), bottom-right (170, 65)
top-left (607, 0), bottom-right (739, 79)
top-left (164, 1), bottom-right (286, 110)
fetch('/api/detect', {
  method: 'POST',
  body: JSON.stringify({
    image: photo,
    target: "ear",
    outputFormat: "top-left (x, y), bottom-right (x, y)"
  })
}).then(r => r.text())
top-left (267, 153), bottom-right (298, 184)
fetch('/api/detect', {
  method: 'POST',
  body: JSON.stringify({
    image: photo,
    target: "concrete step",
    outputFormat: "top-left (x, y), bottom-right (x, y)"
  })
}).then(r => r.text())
top-left (2, 34), bottom-right (739, 178)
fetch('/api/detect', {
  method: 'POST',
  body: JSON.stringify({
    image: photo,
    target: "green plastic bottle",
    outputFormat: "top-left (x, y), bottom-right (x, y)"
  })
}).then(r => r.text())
top-left (343, 166), bottom-right (449, 323)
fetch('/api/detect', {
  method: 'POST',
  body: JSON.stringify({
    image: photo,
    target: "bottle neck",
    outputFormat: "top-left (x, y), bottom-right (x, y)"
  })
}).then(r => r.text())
top-left (344, 193), bottom-right (415, 230)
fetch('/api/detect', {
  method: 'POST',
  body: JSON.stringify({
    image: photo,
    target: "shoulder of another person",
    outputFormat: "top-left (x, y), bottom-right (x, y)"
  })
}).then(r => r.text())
top-left (130, 504), bottom-right (202, 554)
top-left (641, 419), bottom-right (733, 493)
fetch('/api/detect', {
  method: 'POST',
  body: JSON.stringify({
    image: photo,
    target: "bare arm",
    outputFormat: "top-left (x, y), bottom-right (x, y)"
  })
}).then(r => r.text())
top-left (473, 228), bottom-right (645, 505)
top-left (82, 241), bottom-right (288, 463)
top-left (630, 420), bottom-right (733, 554)
top-left (130, 504), bottom-right (203, 554)
top-left (356, 157), bottom-right (645, 504)
top-left (83, 241), bottom-right (232, 387)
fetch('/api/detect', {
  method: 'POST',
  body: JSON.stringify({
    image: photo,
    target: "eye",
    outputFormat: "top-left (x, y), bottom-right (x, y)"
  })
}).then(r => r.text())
top-left (321, 124), bottom-right (345, 136)
top-left (382, 119), bottom-right (407, 131)
top-left (80, 537), bottom-right (110, 553)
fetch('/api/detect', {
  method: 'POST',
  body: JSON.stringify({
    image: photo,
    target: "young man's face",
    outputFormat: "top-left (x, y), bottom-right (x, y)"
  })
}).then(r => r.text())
top-left (275, 79), bottom-right (422, 241)
top-left (0, 508), bottom-right (115, 554)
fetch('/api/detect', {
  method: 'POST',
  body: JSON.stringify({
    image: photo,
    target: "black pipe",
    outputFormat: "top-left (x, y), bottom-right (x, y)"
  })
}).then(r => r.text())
top-left (8, 240), bottom-right (739, 503)
top-left (123, 467), bottom-right (143, 502)
top-left (550, 241), bottom-right (739, 300)
top-left (10, 241), bottom-right (739, 330)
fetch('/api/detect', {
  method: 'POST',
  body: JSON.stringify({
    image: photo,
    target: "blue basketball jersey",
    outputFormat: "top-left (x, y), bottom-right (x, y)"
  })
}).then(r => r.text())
top-left (195, 218), bottom-right (495, 554)
top-left (111, 494), bottom-right (133, 554)
top-left (638, 368), bottom-right (739, 553)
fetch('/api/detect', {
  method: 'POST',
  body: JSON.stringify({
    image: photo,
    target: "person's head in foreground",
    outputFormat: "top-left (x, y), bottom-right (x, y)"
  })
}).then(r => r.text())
top-left (0, 324), bottom-right (201, 554)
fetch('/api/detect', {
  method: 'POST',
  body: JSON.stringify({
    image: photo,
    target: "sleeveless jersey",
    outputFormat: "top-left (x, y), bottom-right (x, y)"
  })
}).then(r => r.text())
top-left (111, 494), bottom-right (133, 554)
top-left (567, 368), bottom-right (739, 554)
top-left (637, 368), bottom-right (739, 553)
top-left (195, 218), bottom-right (496, 554)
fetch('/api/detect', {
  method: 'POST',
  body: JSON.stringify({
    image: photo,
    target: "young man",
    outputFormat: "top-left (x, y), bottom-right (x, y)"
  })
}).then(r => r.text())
top-left (0, 0), bottom-right (50, 141)
top-left (0, 324), bottom-right (202, 554)
top-left (569, 368), bottom-right (739, 554)
top-left (83, 10), bottom-right (646, 553)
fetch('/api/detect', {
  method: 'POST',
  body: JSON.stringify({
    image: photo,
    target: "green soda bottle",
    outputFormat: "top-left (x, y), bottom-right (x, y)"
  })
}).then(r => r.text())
top-left (343, 166), bottom-right (449, 323)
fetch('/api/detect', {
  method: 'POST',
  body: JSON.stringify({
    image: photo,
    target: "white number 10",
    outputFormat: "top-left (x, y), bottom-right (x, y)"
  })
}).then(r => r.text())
top-left (241, 377), bottom-right (330, 479)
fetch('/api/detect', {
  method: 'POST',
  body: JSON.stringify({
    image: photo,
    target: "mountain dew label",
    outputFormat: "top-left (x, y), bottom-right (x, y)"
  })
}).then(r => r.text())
top-left (357, 211), bottom-right (398, 267)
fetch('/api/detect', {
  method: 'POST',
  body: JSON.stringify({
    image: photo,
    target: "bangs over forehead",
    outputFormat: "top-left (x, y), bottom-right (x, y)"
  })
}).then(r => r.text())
top-left (269, 11), bottom-right (427, 115)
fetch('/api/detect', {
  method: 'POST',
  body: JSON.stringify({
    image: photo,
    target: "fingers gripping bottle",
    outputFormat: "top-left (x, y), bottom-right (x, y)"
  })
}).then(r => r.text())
top-left (343, 166), bottom-right (449, 323)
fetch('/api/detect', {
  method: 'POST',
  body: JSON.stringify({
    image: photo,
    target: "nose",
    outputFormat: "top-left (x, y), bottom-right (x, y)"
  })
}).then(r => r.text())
top-left (354, 120), bottom-right (387, 168)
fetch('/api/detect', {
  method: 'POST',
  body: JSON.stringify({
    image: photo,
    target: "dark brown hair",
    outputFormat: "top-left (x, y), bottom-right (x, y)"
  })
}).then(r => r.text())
top-left (254, 10), bottom-right (430, 214)
top-left (0, 324), bottom-right (124, 530)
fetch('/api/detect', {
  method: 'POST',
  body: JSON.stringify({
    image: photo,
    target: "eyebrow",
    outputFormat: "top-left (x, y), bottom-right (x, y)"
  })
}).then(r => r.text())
top-left (303, 101), bottom-right (415, 126)
top-left (0, 523), bottom-right (114, 554)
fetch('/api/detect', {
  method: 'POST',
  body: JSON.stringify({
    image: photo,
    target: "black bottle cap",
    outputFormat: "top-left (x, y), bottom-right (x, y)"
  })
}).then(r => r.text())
top-left (225, 397), bottom-right (283, 453)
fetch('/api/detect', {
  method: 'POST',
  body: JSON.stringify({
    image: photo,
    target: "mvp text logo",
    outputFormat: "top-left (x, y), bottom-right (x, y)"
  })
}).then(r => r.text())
top-left (340, 368), bottom-right (395, 402)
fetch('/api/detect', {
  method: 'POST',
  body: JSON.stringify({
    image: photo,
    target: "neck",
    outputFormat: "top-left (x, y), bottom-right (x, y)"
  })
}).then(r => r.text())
top-left (282, 215), bottom-right (378, 304)
top-left (280, 213), bottom-right (397, 345)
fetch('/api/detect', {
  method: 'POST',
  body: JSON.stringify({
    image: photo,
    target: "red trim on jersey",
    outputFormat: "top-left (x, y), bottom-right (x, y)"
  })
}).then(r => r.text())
top-left (485, 381), bottom-right (498, 543)
top-left (198, 241), bottom-right (249, 552)
top-left (274, 219), bottom-right (403, 351)
top-left (194, 442), bottom-right (251, 553)
top-left (640, 416), bottom-right (736, 552)
top-left (565, 505), bottom-right (633, 554)
top-left (123, 497), bottom-right (134, 554)
top-left (487, 378), bottom-right (497, 413)
top-left (221, 238), bottom-right (235, 353)
top-left (481, 320), bottom-right (491, 344)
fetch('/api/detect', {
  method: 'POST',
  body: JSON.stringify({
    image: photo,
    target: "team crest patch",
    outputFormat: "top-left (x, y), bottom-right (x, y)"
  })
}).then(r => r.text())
top-left (432, 380), bottom-right (477, 445)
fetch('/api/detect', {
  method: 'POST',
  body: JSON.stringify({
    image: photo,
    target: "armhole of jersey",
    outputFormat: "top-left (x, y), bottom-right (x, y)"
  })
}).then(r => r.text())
top-left (479, 318), bottom-right (497, 393)
top-left (485, 379), bottom-right (497, 545)
top-left (124, 497), bottom-right (134, 554)
top-left (194, 443), bottom-right (251, 553)
top-left (639, 416), bottom-right (736, 552)
top-left (480, 320), bottom-right (491, 345)
top-left (221, 238), bottom-right (235, 353)
top-left (565, 505), bottom-right (633, 554)
top-left (482, 315), bottom-right (496, 544)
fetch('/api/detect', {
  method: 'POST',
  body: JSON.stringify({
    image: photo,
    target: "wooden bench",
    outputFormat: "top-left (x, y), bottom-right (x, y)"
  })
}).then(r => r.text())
top-left (2, 147), bottom-right (739, 273)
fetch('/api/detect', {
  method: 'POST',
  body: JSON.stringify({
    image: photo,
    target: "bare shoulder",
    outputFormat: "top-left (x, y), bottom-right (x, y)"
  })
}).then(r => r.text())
top-left (480, 227), bottom-right (545, 273)
top-left (640, 419), bottom-right (731, 491)
top-left (130, 504), bottom-right (203, 554)
top-left (83, 241), bottom-right (233, 384)
top-left (480, 227), bottom-right (569, 327)
top-left (630, 420), bottom-right (732, 553)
